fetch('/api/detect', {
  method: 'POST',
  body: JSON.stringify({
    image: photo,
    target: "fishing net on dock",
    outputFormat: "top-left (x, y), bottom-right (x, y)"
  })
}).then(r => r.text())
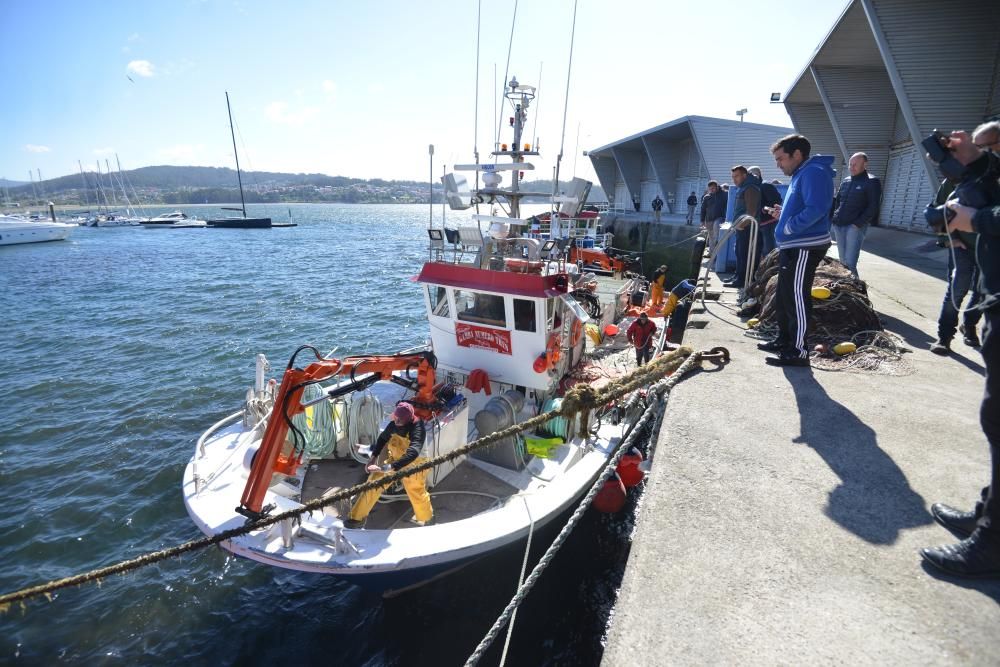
top-left (739, 252), bottom-right (913, 375)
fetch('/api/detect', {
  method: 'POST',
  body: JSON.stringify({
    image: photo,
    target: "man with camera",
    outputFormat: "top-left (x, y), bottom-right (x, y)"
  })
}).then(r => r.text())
top-left (921, 123), bottom-right (1000, 578)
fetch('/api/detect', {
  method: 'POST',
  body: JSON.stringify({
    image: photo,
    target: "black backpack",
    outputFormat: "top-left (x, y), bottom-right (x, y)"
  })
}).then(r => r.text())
top-left (760, 182), bottom-right (782, 208)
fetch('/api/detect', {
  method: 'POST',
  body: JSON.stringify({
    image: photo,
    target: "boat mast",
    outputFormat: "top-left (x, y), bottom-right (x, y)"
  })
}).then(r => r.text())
top-left (225, 91), bottom-right (248, 218)
top-left (78, 161), bottom-right (91, 209)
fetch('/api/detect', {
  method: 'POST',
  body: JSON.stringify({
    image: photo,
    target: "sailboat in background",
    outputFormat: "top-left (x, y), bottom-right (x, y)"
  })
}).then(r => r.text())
top-left (206, 92), bottom-right (273, 229)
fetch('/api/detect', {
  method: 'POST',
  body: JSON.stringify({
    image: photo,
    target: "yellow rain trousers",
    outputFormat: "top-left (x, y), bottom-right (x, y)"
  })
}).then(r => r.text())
top-left (650, 282), bottom-right (665, 310)
top-left (660, 292), bottom-right (679, 317)
top-left (348, 433), bottom-right (433, 523)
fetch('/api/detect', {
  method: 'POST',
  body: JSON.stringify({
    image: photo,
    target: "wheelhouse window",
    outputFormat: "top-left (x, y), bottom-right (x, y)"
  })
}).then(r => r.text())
top-left (455, 290), bottom-right (507, 328)
top-left (427, 285), bottom-right (450, 318)
top-left (513, 299), bottom-right (536, 332)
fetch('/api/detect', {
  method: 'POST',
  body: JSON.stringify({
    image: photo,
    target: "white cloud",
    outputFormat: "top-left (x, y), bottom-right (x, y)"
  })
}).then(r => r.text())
top-left (122, 46), bottom-right (131, 54)
top-left (25, 144), bottom-right (51, 153)
top-left (126, 60), bottom-right (155, 77)
top-left (93, 147), bottom-right (115, 156)
top-left (265, 101), bottom-right (319, 127)
top-left (127, 32), bottom-right (140, 42)
top-left (322, 80), bottom-right (336, 94)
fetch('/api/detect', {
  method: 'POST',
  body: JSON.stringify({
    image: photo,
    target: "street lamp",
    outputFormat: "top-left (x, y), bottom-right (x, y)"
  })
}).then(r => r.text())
top-left (736, 108), bottom-right (748, 122)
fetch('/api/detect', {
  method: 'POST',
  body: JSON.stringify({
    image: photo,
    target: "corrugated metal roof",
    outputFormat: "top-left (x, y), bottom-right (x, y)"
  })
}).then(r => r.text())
top-left (586, 116), bottom-right (791, 156)
top-left (784, 102), bottom-right (845, 178)
top-left (870, 0), bottom-right (1000, 136)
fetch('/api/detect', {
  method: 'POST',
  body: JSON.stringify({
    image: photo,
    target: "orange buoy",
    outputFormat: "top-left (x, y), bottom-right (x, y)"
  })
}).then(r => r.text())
top-left (617, 449), bottom-right (645, 488)
top-left (593, 473), bottom-right (627, 513)
top-left (603, 324), bottom-right (620, 337)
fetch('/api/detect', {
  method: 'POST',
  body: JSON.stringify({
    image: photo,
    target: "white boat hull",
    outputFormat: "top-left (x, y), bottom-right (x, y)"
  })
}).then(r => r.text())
top-left (0, 217), bottom-right (75, 246)
top-left (182, 406), bottom-right (621, 591)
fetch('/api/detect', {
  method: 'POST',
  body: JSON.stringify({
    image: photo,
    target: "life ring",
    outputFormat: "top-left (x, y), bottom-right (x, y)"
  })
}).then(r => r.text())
top-left (570, 318), bottom-right (583, 347)
top-left (545, 333), bottom-right (562, 369)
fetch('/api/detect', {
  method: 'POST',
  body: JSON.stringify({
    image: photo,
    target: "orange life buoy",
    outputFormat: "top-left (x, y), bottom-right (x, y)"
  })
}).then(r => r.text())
top-left (570, 319), bottom-right (583, 347)
top-left (545, 333), bottom-right (562, 369)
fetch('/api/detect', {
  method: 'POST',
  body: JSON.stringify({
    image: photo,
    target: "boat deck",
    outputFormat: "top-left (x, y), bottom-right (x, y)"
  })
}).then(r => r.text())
top-left (301, 458), bottom-right (519, 529)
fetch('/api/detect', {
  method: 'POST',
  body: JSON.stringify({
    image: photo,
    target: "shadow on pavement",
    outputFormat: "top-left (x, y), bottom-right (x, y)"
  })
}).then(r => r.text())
top-left (782, 367), bottom-right (932, 544)
top-left (919, 561), bottom-right (1000, 606)
top-left (863, 227), bottom-right (948, 281)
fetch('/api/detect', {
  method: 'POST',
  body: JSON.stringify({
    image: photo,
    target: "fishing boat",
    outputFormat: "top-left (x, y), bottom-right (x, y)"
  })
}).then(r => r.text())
top-left (205, 92), bottom-right (272, 229)
top-left (0, 214), bottom-right (76, 246)
top-left (184, 46), bottom-right (659, 592)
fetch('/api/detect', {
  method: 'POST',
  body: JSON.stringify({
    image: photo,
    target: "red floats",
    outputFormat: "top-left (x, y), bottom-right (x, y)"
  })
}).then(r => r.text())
top-left (593, 473), bottom-right (627, 513)
top-left (617, 449), bottom-right (645, 488)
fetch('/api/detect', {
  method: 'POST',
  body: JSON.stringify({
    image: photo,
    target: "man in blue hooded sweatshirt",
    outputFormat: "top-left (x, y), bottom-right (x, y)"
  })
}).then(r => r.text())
top-left (758, 134), bottom-right (834, 367)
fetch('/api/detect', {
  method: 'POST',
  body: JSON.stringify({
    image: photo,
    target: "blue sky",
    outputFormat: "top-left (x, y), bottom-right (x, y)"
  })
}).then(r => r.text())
top-left (1, 0), bottom-right (848, 185)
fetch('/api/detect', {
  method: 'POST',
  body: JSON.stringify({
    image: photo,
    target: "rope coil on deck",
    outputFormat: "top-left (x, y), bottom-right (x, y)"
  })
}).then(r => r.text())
top-left (0, 345), bottom-right (727, 612)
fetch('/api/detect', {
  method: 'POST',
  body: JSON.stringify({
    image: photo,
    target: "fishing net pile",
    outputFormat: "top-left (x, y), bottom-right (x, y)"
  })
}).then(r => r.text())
top-left (739, 252), bottom-right (912, 375)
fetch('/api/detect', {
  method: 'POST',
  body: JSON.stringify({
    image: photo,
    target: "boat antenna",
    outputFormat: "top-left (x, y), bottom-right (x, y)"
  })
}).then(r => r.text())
top-left (225, 91), bottom-right (248, 218)
top-left (473, 0), bottom-right (481, 184)
top-left (428, 144), bottom-right (434, 230)
top-left (494, 0), bottom-right (519, 151)
top-left (553, 0), bottom-right (579, 200)
top-left (530, 62), bottom-right (543, 153)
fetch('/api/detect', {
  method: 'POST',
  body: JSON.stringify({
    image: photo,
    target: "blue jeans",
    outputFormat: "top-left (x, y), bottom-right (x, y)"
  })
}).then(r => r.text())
top-left (937, 245), bottom-right (983, 342)
top-left (832, 223), bottom-right (867, 277)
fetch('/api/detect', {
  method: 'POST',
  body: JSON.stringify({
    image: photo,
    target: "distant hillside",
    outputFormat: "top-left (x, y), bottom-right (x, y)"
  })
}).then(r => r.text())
top-left (3, 165), bottom-right (605, 206)
top-left (0, 178), bottom-right (26, 188)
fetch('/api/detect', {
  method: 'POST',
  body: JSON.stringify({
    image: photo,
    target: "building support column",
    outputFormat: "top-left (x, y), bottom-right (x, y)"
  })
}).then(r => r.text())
top-left (810, 66), bottom-right (850, 163)
top-left (860, 0), bottom-right (939, 192)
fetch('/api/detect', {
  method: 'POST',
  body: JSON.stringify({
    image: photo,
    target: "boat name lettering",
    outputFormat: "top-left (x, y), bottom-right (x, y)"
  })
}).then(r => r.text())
top-left (455, 323), bottom-right (512, 355)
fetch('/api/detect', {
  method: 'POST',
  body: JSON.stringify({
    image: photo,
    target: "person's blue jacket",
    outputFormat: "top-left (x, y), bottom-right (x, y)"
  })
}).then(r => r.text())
top-left (774, 155), bottom-right (835, 249)
top-left (832, 171), bottom-right (881, 227)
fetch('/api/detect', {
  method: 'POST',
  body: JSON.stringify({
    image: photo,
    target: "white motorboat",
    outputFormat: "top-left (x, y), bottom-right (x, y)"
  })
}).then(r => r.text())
top-left (0, 215), bottom-right (75, 246)
top-left (183, 71), bottom-right (657, 593)
top-left (141, 211), bottom-right (206, 228)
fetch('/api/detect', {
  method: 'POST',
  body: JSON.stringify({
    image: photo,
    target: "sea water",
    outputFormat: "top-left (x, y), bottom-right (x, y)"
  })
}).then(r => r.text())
top-left (0, 204), bottom-right (637, 665)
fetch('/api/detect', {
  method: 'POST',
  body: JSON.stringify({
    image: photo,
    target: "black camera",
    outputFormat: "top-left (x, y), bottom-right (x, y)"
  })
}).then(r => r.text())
top-left (921, 129), bottom-right (966, 180)
top-left (924, 202), bottom-right (956, 232)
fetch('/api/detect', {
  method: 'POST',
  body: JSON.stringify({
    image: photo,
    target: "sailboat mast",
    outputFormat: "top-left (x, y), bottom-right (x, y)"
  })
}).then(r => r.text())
top-left (225, 91), bottom-right (248, 217)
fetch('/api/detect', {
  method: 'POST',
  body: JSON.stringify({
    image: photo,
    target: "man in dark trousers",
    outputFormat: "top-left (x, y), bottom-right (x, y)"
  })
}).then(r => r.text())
top-left (921, 126), bottom-right (1000, 578)
top-left (626, 312), bottom-right (657, 365)
top-left (831, 152), bottom-right (882, 279)
top-left (759, 134), bottom-right (834, 367)
top-left (652, 195), bottom-right (664, 222)
top-left (686, 191), bottom-right (698, 225)
top-left (724, 166), bottom-right (762, 289)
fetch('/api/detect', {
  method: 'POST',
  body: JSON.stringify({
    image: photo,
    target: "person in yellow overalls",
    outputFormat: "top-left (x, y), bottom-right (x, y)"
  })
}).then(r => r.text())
top-left (649, 265), bottom-right (668, 311)
top-left (345, 402), bottom-right (433, 528)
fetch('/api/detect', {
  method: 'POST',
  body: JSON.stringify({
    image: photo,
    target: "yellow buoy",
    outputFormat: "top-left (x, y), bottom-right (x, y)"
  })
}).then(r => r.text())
top-left (833, 341), bottom-right (857, 355)
top-left (747, 318), bottom-right (760, 328)
top-left (811, 286), bottom-right (832, 300)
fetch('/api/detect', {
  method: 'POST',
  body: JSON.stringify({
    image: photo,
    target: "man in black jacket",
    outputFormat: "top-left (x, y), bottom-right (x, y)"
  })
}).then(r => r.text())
top-left (921, 126), bottom-right (1000, 577)
top-left (686, 191), bottom-right (698, 225)
top-left (702, 181), bottom-right (728, 251)
top-left (831, 152), bottom-right (881, 279)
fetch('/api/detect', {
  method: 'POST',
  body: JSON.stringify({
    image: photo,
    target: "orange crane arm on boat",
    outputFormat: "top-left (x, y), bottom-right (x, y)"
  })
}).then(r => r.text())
top-left (238, 349), bottom-right (439, 518)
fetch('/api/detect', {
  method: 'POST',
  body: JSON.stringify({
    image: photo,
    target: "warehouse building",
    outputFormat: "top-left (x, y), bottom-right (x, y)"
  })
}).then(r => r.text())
top-left (782, 0), bottom-right (1000, 230)
top-left (586, 116), bottom-right (793, 215)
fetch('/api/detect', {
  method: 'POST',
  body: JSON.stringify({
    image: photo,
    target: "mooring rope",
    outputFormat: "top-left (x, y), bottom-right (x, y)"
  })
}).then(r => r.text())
top-left (0, 347), bottom-right (727, 611)
top-left (464, 349), bottom-right (708, 667)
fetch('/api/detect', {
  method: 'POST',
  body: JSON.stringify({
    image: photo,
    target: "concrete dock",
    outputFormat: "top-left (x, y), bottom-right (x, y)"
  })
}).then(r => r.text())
top-left (602, 226), bottom-right (1000, 664)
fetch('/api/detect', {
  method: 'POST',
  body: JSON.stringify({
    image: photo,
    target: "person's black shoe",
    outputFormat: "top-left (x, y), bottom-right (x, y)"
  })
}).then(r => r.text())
top-left (959, 324), bottom-right (981, 348)
top-left (343, 518), bottom-right (365, 529)
top-left (929, 339), bottom-right (951, 355)
top-left (921, 529), bottom-right (1000, 578)
top-left (765, 353), bottom-right (810, 367)
top-left (722, 281), bottom-right (744, 288)
top-left (931, 502), bottom-right (978, 538)
top-left (757, 340), bottom-right (785, 352)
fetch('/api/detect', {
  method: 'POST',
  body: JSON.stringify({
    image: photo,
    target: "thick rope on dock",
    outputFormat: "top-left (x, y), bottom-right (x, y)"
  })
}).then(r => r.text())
top-left (464, 349), bottom-right (706, 667)
top-left (0, 346), bottom-right (721, 612)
